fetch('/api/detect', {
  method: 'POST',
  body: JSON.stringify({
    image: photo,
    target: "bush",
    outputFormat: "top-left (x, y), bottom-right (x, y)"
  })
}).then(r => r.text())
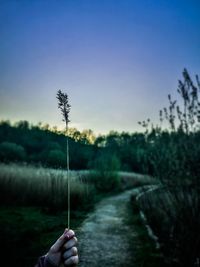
top-left (47, 149), bottom-right (66, 168)
top-left (138, 187), bottom-right (200, 267)
top-left (89, 153), bottom-right (121, 192)
top-left (136, 70), bottom-right (200, 267)
top-left (0, 142), bottom-right (26, 162)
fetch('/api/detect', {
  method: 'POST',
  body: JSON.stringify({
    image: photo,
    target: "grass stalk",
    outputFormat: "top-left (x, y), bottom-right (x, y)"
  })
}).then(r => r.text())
top-left (57, 90), bottom-right (71, 228)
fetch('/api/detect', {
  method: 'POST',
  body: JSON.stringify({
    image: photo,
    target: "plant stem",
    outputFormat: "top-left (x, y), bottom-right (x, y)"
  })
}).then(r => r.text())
top-left (66, 124), bottom-right (70, 229)
top-left (56, 90), bottom-right (71, 228)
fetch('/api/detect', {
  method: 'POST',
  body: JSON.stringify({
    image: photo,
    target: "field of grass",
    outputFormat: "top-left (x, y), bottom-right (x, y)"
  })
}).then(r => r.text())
top-left (0, 163), bottom-right (154, 209)
top-left (0, 163), bottom-right (96, 210)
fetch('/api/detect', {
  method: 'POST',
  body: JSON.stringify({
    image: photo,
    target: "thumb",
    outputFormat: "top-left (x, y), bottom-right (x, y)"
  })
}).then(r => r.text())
top-left (50, 229), bottom-right (69, 253)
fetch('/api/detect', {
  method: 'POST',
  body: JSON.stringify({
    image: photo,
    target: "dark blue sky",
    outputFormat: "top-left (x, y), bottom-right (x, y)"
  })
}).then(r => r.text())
top-left (0, 0), bottom-right (200, 134)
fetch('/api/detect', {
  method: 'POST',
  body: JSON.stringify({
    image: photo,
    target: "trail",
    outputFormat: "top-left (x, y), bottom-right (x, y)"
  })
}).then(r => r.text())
top-left (77, 189), bottom-right (140, 267)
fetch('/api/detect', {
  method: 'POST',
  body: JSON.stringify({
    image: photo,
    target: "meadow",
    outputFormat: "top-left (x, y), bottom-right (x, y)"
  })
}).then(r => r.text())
top-left (0, 163), bottom-right (95, 210)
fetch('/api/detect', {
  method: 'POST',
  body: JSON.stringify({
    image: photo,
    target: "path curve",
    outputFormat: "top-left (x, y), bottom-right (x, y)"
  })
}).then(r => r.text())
top-left (77, 189), bottom-right (140, 267)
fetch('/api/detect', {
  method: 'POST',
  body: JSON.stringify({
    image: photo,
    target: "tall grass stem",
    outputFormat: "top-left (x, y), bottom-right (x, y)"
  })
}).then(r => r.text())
top-left (56, 90), bottom-right (71, 228)
top-left (66, 126), bottom-right (70, 229)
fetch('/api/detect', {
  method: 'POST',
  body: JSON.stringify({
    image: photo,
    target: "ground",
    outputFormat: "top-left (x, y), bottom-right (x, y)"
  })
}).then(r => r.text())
top-left (77, 189), bottom-right (141, 267)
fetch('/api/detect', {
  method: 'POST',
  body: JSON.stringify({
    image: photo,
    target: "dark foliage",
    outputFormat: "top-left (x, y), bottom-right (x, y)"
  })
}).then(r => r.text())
top-left (0, 121), bottom-right (95, 170)
top-left (137, 69), bottom-right (200, 267)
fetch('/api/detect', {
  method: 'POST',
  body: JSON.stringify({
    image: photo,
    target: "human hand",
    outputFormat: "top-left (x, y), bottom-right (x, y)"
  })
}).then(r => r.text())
top-left (46, 229), bottom-right (78, 267)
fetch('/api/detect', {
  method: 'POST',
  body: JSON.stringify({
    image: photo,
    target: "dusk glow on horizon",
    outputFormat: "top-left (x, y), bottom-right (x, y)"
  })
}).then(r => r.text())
top-left (0, 0), bottom-right (200, 134)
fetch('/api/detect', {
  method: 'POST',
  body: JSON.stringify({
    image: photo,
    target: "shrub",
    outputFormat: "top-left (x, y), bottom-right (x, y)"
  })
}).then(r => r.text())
top-left (136, 69), bottom-right (200, 266)
top-left (47, 149), bottom-right (66, 168)
top-left (0, 142), bottom-right (26, 162)
top-left (89, 152), bottom-right (121, 192)
top-left (138, 187), bottom-right (200, 267)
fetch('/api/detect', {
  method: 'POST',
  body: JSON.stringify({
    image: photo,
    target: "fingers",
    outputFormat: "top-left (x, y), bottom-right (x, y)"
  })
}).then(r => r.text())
top-left (63, 246), bottom-right (78, 259)
top-left (50, 229), bottom-right (75, 253)
top-left (63, 237), bottom-right (78, 250)
top-left (64, 229), bottom-right (75, 240)
top-left (64, 255), bottom-right (79, 266)
top-left (63, 235), bottom-right (78, 266)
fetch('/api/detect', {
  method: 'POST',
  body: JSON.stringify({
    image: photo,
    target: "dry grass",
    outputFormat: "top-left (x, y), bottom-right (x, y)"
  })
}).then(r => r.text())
top-left (138, 186), bottom-right (200, 267)
top-left (0, 163), bottom-right (95, 211)
top-left (119, 171), bottom-right (156, 189)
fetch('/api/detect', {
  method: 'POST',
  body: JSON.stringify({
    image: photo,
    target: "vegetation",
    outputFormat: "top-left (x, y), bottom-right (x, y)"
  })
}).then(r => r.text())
top-left (88, 152), bottom-right (121, 192)
top-left (0, 120), bottom-right (151, 174)
top-left (129, 190), bottom-right (165, 267)
top-left (138, 186), bottom-right (200, 267)
top-left (56, 90), bottom-right (71, 228)
top-left (135, 69), bottom-right (200, 267)
top-left (0, 163), bottom-right (95, 211)
top-left (0, 120), bottom-right (96, 169)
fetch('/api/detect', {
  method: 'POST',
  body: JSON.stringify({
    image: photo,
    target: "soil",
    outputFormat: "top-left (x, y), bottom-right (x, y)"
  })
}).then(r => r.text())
top-left (77, 189), bottom-right (140, 267)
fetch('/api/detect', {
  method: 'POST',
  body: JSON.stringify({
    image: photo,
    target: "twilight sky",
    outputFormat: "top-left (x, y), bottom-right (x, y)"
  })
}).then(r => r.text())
top-left (0, 0), bottom-right (200, 134)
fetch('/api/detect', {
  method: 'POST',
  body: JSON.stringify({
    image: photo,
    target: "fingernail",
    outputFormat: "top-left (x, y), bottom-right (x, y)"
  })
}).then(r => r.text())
top-left (64, 233), bottom-right (69, 239)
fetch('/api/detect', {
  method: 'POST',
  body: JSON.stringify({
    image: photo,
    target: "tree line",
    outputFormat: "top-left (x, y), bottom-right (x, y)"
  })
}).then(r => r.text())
top-left (0, 119), bottom-right (150, 173)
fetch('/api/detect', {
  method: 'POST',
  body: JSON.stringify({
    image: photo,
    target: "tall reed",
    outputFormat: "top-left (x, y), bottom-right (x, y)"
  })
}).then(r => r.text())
top-left (138, 186), bottom-right (200, 266)
top-left (56, 90), bottom-right (71, 227)
top-left (0, 163), bottom-right (95, 211)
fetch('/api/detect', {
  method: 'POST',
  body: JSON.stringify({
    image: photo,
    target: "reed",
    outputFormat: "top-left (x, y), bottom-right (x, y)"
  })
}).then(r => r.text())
top-left (56, 90), bottom-right (71, 227)
top-left (138, 186), bottom-right (200, 266)
top-left (0, 163), bottom-right (95, 211)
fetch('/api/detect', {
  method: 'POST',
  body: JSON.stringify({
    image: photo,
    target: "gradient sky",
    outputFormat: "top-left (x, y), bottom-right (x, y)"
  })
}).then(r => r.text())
top-left (0, 0), bottom-right (200, 134)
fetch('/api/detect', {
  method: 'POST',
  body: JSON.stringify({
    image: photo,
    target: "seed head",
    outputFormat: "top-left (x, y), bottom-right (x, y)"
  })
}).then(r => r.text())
top-left (56, 90), bottom-right (71, 126)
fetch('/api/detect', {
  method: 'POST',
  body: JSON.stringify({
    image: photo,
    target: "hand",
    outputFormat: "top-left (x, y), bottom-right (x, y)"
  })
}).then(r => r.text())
top-left (46, 229), bottom-right (78, 267)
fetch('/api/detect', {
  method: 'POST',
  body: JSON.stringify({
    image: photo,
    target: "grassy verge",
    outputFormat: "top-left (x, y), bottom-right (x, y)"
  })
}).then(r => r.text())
top-left (119, 171), bottom-right (156, 190)
top-left (138, 186), bottom-right (200, 267)
top-left (127, 191), bottom-right (165, 267)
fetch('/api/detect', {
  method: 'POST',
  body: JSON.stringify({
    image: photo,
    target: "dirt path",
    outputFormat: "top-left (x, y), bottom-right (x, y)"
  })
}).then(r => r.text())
top-left (77, 189), bottom-right (140, 267)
